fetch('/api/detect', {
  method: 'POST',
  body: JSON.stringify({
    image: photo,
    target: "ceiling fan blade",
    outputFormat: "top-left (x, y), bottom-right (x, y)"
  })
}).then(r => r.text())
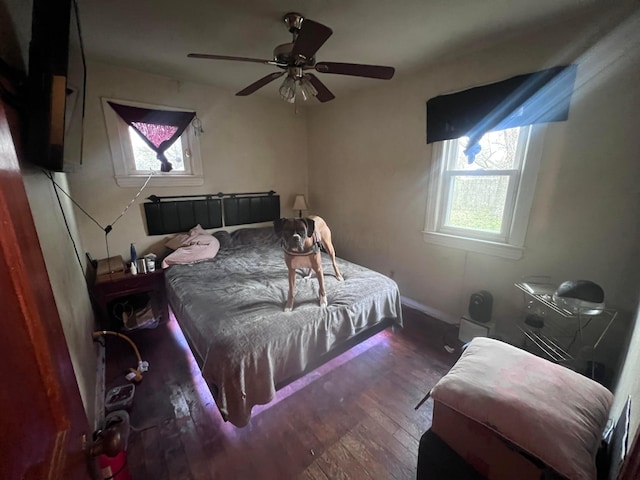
top-left (306, 74), bottom-right (335, 103)
top-left (236, 71), bottom-right (285, 96)
top-left (188, 53), bottom-right (277, 65)
top-left (315, 62), bottom-right (395, 80)
top-left (291, 20), bottom-right (333, 63)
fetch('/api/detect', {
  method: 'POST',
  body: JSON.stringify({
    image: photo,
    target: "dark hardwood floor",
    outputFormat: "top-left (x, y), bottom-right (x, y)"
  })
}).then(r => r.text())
top-left (102, 307), bottom-right (462, 479)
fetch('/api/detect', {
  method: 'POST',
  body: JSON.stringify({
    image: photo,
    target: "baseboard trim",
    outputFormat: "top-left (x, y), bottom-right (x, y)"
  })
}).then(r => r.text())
top-left (400, 296), bottom-right (459, 325)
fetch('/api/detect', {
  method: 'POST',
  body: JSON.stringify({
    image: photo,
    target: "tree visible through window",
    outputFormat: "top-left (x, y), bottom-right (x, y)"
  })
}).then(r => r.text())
top-left (424, 124), bottom-right (544, 259)
top-left (129, 127), bottom-right (185, 172)
top-left (445, 128), bottom-right (522, 235)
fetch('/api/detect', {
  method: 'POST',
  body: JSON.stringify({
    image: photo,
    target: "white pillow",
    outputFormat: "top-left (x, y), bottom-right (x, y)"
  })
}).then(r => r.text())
top-left (161, 238), bottom-right (220, 268)
top-left (165, 233), bottom-right (190, 251)
top-left (188, 224), bottom-right (208, 235)
top-left (165, 224), bottom-right (214, 250)
top-left (430, 337), bottom-right (613, 480)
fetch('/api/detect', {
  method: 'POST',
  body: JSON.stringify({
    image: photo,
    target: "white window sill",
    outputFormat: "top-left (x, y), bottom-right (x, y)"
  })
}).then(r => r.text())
top-left (422, 231), bottom-right (524, 260)
top-left (115, 174), bottom-right (204, 188)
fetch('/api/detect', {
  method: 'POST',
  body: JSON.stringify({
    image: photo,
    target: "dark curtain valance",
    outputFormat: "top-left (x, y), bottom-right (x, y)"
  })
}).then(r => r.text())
top-left (426, 65), bottom-right (577, 162)
top-left (108, 101), bottom-right (196, 172)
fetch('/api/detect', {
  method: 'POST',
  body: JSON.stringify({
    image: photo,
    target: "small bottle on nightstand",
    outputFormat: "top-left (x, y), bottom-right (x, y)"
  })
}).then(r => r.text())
top-left (130, 243), bottom-right (138, 275)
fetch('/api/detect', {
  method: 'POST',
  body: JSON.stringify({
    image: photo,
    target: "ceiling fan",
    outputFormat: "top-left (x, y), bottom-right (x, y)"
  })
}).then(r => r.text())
top-left (188, 12), bottom-right (395, 103)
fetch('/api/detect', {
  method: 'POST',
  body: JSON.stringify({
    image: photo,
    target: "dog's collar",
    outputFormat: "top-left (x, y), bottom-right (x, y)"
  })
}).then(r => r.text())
top-left (281, 239), bottom-right (320, 256)
top-left (283, 249), bottom-right (316, 256)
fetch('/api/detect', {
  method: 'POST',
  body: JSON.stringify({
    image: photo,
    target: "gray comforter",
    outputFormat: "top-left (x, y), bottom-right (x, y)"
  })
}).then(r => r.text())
top-left (164, 226), bottom-right (403, 427)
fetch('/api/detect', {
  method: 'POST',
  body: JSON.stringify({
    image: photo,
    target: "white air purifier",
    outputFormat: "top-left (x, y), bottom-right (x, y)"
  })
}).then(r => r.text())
top-left (458, 315), bottom-right (495, 343)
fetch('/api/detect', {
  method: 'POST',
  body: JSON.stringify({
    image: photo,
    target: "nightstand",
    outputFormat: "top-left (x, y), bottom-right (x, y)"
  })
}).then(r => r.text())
top-left (91, 268), bottom-right (168, 330)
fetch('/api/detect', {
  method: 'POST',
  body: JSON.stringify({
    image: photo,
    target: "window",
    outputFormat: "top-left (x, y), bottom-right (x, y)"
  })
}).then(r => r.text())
top-left (128, 126), bottom-right (186, 171)
top-left (102, 98), bottom-right (203, 187)
top-left (424, 124), bottom-right (545, 259)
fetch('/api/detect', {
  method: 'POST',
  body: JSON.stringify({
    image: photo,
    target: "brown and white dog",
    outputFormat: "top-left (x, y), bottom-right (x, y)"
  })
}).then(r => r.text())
top-left (274, 215), bottom-right (343, 311)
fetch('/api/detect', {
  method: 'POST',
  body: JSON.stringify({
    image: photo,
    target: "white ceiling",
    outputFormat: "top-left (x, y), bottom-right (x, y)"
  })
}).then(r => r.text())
top-left (76, 0), bottom-right (628, 102)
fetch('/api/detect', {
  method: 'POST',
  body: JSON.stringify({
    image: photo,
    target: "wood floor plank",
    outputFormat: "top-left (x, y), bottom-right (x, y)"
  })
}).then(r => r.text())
top-left (316, 439), bottom-right (372, 480)
top-left (140, 425), bottom-right (170, 480)
top-left (356, 394), bottom-right (402, 436)
top-left (341, 429), bottom-right (402, 480)
top-left (358, 409), bottom-right (417, 477)
top-left (355, 415), bottom-right (417, 480)
top-left (102, 306), bottom-right (460, 479)
top-left (282, 411), bottom-right (325, 470)
top-left (393, 426), bottom-right (421, 454)
top-left (159, 417), bottom-right (194, 480)
top-left (125, 427), bottom-right (147, 480)
top-left (361, 388), bottom-right (424, 443)
top-left (170, 385), bottom-right (215, 480)
top-left (299, 461), bottom-right (330, 480)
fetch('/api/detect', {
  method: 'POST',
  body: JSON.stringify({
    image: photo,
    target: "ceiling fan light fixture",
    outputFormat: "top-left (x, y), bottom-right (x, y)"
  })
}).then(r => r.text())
top-left (299, 76), bottom-right (318, 101)
top-left (279, 75), bottom-right (296, 103)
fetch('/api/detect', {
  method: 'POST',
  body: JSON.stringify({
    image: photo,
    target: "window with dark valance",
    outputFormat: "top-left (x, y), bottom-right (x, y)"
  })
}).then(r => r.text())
top-left (426, 65), bottom-right (578, 162)
top-left (108, 101), bottom-right (196, 172)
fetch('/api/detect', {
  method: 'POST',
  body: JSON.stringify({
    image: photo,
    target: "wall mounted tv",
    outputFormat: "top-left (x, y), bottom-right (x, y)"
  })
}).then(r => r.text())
top-left (27, 0), bottom-right (85, 172)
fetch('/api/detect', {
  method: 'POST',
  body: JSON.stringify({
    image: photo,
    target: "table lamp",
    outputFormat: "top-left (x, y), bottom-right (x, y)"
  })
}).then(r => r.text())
top-left (292, 194), bottom-right (309, 218)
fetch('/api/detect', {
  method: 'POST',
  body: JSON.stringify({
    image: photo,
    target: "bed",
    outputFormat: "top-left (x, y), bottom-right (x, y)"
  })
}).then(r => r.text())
top-left (163, 225), bottom-right (403, 427)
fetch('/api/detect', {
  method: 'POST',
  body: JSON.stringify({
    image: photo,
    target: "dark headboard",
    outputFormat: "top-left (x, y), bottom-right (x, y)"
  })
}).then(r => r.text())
top-left (223, 195), bottom-right (280, 227)
top-left (143, 191), bottom-right (280, 235)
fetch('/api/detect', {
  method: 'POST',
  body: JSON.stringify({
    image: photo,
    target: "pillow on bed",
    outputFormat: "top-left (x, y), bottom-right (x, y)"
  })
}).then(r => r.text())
top-left (188, 223), bottom-right (208, 236)
top-left (213, 230), bottom-right (232, 249)
top-left (229, 226), bottom-right (280, 247)
top-left (165, 233), bottom-right (190, 251)
top-left (161, 237), bottom-right (220, 268)
top-left (165, 224), bottom-right (216, 250)
top-left (184, 232), bottom-right (216, 246)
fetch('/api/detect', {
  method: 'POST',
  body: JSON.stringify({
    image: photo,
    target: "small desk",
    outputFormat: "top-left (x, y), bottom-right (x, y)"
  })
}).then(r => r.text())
top-left (514, 281), bottom-right (617, 380)
top-left (91, 269), bottom-right (168, 330)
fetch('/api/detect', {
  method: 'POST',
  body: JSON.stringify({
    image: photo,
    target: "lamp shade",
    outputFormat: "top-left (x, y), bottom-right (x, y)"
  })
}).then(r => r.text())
top-left (292, 195), bottom-right (309, 216)
top-left (292, 195), bottom-right (308, 211)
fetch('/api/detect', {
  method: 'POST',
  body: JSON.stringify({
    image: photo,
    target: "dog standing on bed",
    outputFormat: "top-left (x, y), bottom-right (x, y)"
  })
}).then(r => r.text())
top-left (274, 215), bottom-right (343, 311)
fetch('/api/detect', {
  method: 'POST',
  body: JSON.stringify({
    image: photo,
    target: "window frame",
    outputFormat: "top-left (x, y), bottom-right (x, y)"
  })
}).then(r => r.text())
top-left (101, 97), bottom-right (204, 187)
top-left (423, 124), bottom-right (546, 259)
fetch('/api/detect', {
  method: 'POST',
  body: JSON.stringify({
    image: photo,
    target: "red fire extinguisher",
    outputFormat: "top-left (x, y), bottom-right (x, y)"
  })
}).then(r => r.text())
top-left (91, 411), bottom-right (132, 480)
top-left (98, 449), bottom-right (132, 480)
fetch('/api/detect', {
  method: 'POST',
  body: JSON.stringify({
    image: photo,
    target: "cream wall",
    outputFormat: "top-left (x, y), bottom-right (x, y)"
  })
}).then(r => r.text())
top-left (68, 61), bottom-right (308, 261)
top-left (306, 8), bottom-right (640, 377)
top-left (20, 166), bottom-right (99, 426)
top-left (2, 0), bottom-right (99, 427)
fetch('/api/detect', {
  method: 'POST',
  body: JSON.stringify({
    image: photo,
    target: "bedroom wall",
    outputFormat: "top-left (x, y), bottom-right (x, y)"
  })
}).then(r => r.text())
top-left (1, 0), bottom-right (99, 428)
top-left (306, 6), bottom-right (640, 377)
top-left (68, 61), bottom-right (308, 262)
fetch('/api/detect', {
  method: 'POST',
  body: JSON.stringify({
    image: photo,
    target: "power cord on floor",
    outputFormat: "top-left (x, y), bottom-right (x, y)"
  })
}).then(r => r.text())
top-left (128, 422), bottom-right (157, 433)
top-left (92, 330), bottom-right (149, 382)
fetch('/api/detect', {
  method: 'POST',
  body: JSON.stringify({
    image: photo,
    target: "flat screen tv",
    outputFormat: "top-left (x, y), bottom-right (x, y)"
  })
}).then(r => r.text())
top-left (27, 0), bottom-right (85, 172)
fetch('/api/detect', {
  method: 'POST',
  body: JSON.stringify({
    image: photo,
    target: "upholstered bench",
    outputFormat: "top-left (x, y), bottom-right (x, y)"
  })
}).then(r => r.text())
top-left (428, 337), bottom-right (613, 480)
